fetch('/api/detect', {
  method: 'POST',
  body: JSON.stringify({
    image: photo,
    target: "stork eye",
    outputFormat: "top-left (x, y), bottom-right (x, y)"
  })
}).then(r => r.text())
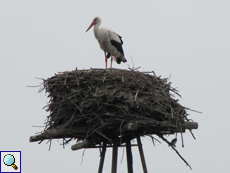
top-left (94, 18), bottom-right (98, 22)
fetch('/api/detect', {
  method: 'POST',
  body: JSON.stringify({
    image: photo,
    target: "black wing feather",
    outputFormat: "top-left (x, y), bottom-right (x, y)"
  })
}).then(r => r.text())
top-left (106, 52), bottom-right (111, 58)
top-left (110, 40), bottom-right (124, 56)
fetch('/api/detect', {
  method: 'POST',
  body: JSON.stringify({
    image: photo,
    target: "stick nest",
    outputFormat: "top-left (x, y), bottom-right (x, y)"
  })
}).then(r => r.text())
top-left (41, 68), bottom-right (190, 142)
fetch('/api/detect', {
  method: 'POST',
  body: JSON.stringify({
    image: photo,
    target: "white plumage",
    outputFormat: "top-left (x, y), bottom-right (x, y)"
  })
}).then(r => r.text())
top-left (86, 17), bottom-right (127, 69)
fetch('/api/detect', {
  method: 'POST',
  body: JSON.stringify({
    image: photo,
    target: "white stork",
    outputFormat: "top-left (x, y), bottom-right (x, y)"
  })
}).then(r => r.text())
top-left (86, 17), bottom-right (127, 69)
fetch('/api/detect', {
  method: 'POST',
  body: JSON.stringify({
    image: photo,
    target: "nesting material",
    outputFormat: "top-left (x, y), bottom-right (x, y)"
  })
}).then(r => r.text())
top-left (33, 68), bottom-right (195, 144)
top-left (29, 68), bottom-right (199, 170)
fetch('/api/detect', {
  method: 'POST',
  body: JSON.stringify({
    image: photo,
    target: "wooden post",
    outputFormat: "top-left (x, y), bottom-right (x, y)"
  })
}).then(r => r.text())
top-left (137, 136), bottom-right (148, 173)
top-left (98, 142), bottom-right (107, 173)
top-left (111, 138), bottom-right (118, 173)
top-left (126, 138), bottom-right (133, 173)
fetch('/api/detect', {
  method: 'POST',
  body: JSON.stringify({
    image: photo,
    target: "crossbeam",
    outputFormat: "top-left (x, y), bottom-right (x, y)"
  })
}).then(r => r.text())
top-left (29, 122), bottom-right (198, 146)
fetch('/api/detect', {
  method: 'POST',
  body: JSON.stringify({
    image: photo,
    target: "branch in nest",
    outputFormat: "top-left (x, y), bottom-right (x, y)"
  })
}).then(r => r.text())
top-left (147, 135), bottom-right (161, 147)
top-left (157, 134), bottom-right (192, 170)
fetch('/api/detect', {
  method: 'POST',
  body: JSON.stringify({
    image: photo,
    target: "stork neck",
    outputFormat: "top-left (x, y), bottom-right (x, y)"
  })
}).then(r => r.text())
top-left (93, 21), bottom-right (101, 34)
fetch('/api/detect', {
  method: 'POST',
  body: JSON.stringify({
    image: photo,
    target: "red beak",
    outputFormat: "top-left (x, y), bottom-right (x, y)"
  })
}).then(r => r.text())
top-left (85, 21), bottom-right (95, 32)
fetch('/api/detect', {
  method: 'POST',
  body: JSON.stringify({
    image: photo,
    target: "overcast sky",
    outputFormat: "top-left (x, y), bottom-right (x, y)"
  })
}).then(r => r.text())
top-left (1, 0), bottom-right (230, 172)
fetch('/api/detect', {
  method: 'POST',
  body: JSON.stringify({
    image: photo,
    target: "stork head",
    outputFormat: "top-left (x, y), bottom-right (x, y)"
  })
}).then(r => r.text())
top-left (85, 17), bottom-right (101, 32)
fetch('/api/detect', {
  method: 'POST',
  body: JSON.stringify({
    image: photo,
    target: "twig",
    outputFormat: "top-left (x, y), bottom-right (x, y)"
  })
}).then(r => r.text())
top-left (102, 76), bottom-right (107, 83)
top-left (121, 76), bottom-right (124, 83)
top-left (134, 66), bottom-right (141, 71)
top-left (135, 90), bottom-right (139, 102)
top-left (81, 149), bottom-right (86, 164)
top-left (157, 134), bottom-right (192, 170)
top-left (147, 135), bottom-right (161, 146)
top-left (188, 129), bottom-right (196, 140)
top-left (72, 102), bottom-right (86, 118)
top-left (92, 112), bottom-right (105, 125)
top-left (48, 138), bottom-right (52, 151)
top-left (180, 132), bottom-right (184, 148)
top-left (64, 73), bottom-right (68, 85)
top-left (120, 145), bottom-right (125, 163)
top-left (131, 55), bottom-right (135, 68)
top-left (38, 139), bottom-right (44, 144)
top-left (95, 130), bottom-right (111, 141)
top-left (75, 68), bottom-right (80, 85)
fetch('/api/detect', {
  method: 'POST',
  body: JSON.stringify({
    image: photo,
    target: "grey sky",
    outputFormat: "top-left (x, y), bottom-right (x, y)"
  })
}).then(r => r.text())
top-left (1, 0), bottom-right (229, 172)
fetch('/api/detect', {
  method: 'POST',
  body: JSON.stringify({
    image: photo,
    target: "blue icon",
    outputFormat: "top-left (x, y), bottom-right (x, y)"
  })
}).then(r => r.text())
top-left (3, 154), bottom-right (18, 170)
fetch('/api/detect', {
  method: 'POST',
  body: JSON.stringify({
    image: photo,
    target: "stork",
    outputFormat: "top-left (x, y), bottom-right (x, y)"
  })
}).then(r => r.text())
top-left (86, 17), bottom-right (127, 69)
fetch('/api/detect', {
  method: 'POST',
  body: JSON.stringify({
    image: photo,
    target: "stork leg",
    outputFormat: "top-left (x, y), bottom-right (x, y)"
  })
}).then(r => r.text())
top-left (104, 51), bottom-right (108, 69)
top-left (110, 51), bottom-right (113, 68)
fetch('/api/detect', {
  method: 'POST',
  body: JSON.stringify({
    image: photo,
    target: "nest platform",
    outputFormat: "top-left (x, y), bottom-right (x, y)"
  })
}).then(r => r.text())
top-left (30, 68), bottom-right (198, 172)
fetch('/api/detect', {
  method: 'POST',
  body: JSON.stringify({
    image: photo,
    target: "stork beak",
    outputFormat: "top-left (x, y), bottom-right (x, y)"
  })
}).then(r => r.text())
top-left (85, 21), bottom-right (95, 32)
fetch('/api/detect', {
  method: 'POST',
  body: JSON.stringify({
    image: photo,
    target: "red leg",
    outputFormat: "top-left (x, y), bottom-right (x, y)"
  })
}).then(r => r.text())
top-left (104, 51), bottom-right (107, 69)
top-left (110, 51), bottom-right (113, 68)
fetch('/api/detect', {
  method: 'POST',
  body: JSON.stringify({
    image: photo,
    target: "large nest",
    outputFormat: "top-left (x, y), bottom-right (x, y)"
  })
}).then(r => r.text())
top-left (39, 68), bottom-right (193, 143)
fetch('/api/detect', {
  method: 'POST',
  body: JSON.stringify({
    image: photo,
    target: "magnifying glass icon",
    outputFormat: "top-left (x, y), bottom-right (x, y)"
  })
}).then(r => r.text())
top-left (3, 154), bottom-right (18, 170)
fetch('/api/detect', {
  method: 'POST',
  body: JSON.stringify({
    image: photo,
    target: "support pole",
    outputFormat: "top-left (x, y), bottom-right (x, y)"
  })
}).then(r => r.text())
top-left (126, 138), bottom-right (133, 173)
top-left (98, 142), bottom-right (107, 173)
top-left (137, 136), bottom-right (148, 173)
top-left (111, 139), bottom-right (118, 173)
